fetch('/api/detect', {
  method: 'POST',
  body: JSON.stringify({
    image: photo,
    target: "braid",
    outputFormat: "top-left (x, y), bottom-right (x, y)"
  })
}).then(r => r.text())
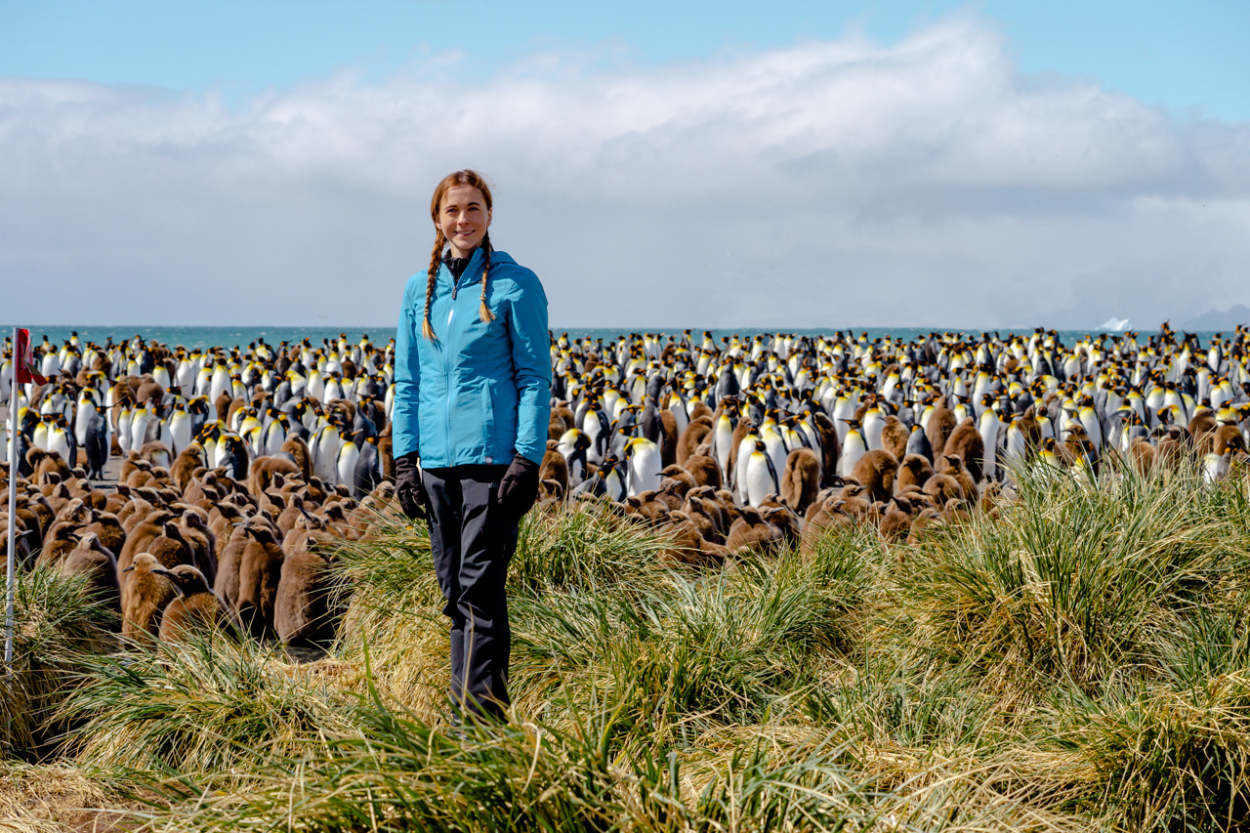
top-left (478, 232), bottom-right (496, 324)
top-left (422, 230), bottom-right (445, 340)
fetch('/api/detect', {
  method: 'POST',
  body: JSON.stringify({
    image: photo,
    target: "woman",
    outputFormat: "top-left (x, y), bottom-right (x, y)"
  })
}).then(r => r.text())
top-left (392, 170), bottom-right (551, 721)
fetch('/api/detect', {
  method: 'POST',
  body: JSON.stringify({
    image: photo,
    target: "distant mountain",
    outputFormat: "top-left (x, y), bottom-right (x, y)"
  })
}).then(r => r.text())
top-left (1183, 305), bottom-right (1250, 332)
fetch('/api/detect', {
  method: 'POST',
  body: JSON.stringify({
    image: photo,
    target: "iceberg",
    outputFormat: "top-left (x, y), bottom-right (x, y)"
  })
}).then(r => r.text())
top-left (1098, 317), bottom-right (1130, 332)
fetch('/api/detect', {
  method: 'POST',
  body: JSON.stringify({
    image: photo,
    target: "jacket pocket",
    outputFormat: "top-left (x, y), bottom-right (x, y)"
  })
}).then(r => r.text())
top-left (482, 380), bottom-right (497, 455)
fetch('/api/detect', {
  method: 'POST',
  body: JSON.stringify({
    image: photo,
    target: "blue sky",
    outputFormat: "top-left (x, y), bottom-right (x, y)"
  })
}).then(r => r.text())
top-left (5, 0), bottom-right (1247, 120)
top-left (2, 1), bottom-right (1248, 329)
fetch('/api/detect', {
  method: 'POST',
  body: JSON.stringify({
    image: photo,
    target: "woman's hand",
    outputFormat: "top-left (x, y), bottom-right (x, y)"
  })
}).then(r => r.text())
top-left (394, 452), bottom-right (429, 520)
top-left (496, 454), bottom-right (540, 525)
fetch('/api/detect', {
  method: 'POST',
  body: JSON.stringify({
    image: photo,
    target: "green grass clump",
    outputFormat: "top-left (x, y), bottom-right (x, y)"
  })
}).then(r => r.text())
top-left (0, 566), bottom-right (117, 760)
top-left (896, 465), bottom-right (1250, 691)
top-left (63, 634), bottom-right (356, 775)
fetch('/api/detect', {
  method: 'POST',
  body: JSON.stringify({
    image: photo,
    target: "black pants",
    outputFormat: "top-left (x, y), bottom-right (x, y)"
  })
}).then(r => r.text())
top-left (422, 464), bottom-right (517, 721)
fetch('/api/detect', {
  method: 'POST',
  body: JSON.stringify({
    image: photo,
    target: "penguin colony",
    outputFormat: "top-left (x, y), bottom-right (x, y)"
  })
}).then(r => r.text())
top-left (1, 332), bottom-right (398, 649)
top-left (4, 321), bottom-right (1250, 646)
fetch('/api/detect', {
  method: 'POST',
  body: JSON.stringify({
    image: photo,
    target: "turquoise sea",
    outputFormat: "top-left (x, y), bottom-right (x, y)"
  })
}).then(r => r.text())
top-left (0, 324), bottom-right (1231, 352)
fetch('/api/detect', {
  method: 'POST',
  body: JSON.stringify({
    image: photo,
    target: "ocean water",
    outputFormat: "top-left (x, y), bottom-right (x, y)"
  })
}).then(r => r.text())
top-left (0, 324), bottom-right (1231, 352)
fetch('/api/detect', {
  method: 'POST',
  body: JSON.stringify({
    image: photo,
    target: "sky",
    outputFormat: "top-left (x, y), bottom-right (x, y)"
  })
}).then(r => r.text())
top-left (1, 0), bottom-right (1248, 331)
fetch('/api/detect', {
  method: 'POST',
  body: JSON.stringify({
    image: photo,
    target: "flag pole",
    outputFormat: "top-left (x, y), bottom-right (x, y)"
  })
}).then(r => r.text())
top-left (5, 326), bottom-right (18, 673)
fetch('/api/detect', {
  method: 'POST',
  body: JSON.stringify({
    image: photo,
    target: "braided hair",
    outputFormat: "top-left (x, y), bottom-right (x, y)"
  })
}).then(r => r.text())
top-left (423, 170), bottom-right (495, 340)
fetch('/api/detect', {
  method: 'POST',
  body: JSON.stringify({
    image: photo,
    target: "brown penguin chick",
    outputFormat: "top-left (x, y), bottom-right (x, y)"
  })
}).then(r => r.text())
top-left (657, 515), bottom-right (728, 567)
top-left (897, 454), bottom-right (933, 492)
top-left (624, 496), bottom-right (670, 527)
top-left (683, 454), bottom-right (722, 489)
top-left (1017, 406), bottom-right (1042, 452)
top-left (33, 450), bottom-right (71, 485)
top-left (281, 434), bottom-right (313, 482)
top-left (725, 506), bottom-right (784, 556)
top-left (850, 450), bottom-right (899, 505)
top-left (939, 455), bottom-right (978, 504)
top-left (170, 443), bottom-right (208, 491)
top-left (1154, 426), bottom-right (1188, 471)
top-left (801, 498), bottom-right (855, 553)
top-left (54, 496), bottom-right (91, 526)
top-left (138, 442), bottom-right (173, 470)
top-left (36, 523), bottom-right (81, 568)
top-left (157, 565), bottom-right (232, 645)
top-left (60, 532), bottom-right (121, 615)
top-left (1211, 424), bottom-right (1247, 456)
top-left (679, 495), bottom-right (724, 544)
top-left (922, 471), bottom-right (965, 507)
top-left (121, 552), bottom-right (179, 646)
top-left (275, 536), bottom-right (337, 647)
top-left (925, 403), bottom-right (957, 463)
top-left (880, 416), bottom-right (909, 461)
top-left (236, 520), bottom-right (285, 639)
top-left (781, 447), bottom-right (821, 515)
top-left (248, 455), bottom-right (304, 498)
top-left (119, 498), bottom-right (158, 534)
top-left (878, 495), bottom-right (914, 543)
top-left (276, 495), bottom-right (311, 537)
top-left (675, 416), bottom-right (714, 468)
top-left (83, 509), bottom-right (127, 556)
top-left (177, 510), bottom-right (217, 585)
top-left (1188, 408), bottom-right (1218, 455)
top-left (906, 507), bottom-right (944, 544)
top-left (538, 440), bottom-right (569, 496)
top-left (940, 498), bottom-right (971, 527)
top-left (213, 390), bottom-right (234, 422)
top-left (125, 459), bottom-right (156, 489)
top-left (145, 521), bottom-right (194, 572)
top-left (658, 410), bottom-right (679, 467)
top-left (548, 411), bottom-right (570, 442)
top-left (836, 482), bottom-right (873, 520)
top-left (213, 521), bottom-right (252, 611)
top-left (803, 487), bottom-right (840, 523)
top-left (761, 505), bottom-right (801, 550)
top-left (182, 471), bottom-right (220, 506)
top-left (1129, 438), bottom-right (1157, 475)
top-left (942, 418), bottom-right (985, 484)
top-left (43, 482), bottom-right (74, 514)
top-left (652, 479), bottom-right (686, 512)
top-left (25, 494), bottom-right (56, 540)
top-left (808, 411), bottom-right (840, 488)
top-left (659, 465), bottom-right (696, 497)
top-left (208, 501), bottom-right (249, 561)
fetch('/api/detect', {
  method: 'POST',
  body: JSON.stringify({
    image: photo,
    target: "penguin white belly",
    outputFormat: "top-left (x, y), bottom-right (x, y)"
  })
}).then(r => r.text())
top-left (626, 445), bottom-right (662, 497)
top-left (313, 429), bottom-right (341, 484)
top-left (744, 453), bottom-right (778, 508)
top-left (337, 443), bottom-right (361, 496)
top-left (840, 433), bottom-right (866, 478)
top-left (170, 414), bottom-right (192, 456)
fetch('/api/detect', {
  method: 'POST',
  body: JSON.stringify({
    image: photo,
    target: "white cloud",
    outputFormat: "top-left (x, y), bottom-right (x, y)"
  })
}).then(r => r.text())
top-left (1, 14), bottom-right (1247, 330)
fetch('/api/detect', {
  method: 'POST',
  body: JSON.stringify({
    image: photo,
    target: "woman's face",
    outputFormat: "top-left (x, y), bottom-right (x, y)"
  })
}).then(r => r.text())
top-left (438, 184), bottom-right (492, 258)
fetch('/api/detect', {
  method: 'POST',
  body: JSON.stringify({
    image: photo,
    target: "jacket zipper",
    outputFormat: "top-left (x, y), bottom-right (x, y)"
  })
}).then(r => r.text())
top-left (442, 252), bottom-right (476, 463)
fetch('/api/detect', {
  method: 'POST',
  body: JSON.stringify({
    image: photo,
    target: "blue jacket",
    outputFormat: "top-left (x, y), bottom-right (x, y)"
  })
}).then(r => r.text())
top-left (392, 248), bottom-right (551, 467)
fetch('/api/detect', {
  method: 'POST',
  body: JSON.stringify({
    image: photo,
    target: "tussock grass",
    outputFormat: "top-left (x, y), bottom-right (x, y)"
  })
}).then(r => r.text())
top-left (62, 633), bottom-right (357, 775)
top-left (0, 566), bottom-right (117, 760)
top-left (15, 469), bottom-right (1250, 829)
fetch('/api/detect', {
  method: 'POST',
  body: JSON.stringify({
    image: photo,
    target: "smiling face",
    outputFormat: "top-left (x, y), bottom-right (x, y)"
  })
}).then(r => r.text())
top-left (437, 184), bottom-right (492, 258)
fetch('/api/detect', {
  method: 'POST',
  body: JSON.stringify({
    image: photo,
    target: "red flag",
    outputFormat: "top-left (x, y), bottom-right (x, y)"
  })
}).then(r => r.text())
top-left (14, 328), bottom-right (48, 386)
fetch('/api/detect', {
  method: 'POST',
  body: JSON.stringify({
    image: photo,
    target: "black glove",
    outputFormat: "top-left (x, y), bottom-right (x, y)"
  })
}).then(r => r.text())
top-left (394, 452), bottom-right (428, 520)
top-left (496, 454), bottom-right (541, 525)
